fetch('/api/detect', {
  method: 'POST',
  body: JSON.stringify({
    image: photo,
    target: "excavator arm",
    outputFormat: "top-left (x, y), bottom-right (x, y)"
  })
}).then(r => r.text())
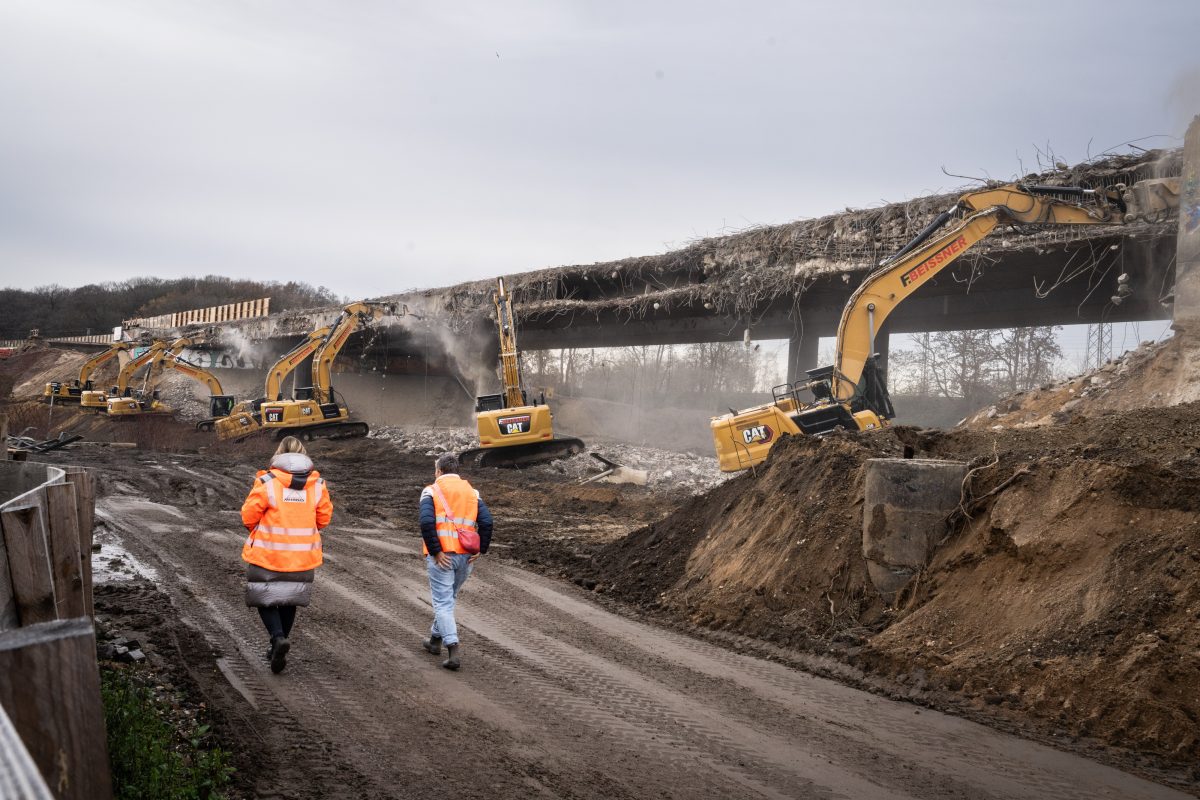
top-left (157, 354), bottom-right (237, 423)
top-left (112, 341), bottom-right (169, 396)
top-left (264, 327), bottom-right (331, 401)
top-left (159, 357), bottom-right (224, 396)
top-left (77, 342), bottom-right (131, 387)
top-left (494, 278), bottom-right (525, 408)
top-left (310, 302), bottom-right (398, 404)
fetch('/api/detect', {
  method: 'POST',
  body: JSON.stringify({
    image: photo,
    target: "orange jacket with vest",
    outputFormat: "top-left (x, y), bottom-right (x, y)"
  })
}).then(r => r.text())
top-left (419, 474), bottom-right (484, 556)
top-left (241, 453), bottom-right (333, 572)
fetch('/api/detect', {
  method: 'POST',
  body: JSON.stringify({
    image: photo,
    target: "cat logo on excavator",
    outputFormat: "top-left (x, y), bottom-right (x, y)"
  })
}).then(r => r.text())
top-left (741, 424), bottom-right (773, 445)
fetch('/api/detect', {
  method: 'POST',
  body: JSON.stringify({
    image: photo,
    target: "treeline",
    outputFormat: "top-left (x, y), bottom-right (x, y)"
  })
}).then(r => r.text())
top-left (0, 276), bottom-right (342, 339)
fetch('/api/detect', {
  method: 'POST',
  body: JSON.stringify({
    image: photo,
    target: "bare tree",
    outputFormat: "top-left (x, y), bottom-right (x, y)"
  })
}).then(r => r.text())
top-left (889, 325), bottom-right (1063, 403)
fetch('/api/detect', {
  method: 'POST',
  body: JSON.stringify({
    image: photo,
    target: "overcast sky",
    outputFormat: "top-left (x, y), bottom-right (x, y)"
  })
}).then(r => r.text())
top-left (1, 0), bottom-right (1198, 301)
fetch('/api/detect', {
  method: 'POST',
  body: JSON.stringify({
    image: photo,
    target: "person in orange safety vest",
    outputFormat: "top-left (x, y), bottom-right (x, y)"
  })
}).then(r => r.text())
top-left (241, 436), bottom-right (333, 674)
top-left (419, 452), bottom-right (493, 670)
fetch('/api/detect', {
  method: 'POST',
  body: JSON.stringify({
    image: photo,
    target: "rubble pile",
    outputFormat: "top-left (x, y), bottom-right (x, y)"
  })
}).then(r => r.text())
top-left (964, 333), bottom-right (1200, 429)
top-left (371, 425), bottom-right (727, 492)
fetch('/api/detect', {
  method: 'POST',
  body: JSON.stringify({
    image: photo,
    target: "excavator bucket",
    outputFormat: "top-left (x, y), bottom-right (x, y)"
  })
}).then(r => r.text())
top-left (1121, 178), bottom-right (1181, 223)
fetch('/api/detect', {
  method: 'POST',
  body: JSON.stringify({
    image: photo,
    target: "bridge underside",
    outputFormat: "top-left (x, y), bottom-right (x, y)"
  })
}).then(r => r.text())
top-left (517, 231), bottom-right (1174, 349)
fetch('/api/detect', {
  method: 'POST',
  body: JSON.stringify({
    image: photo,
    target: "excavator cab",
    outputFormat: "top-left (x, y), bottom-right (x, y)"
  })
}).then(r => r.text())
top-left (209, 395), bottom-right (236, 419)
top-left (475, 390), bottom-right (527, 413)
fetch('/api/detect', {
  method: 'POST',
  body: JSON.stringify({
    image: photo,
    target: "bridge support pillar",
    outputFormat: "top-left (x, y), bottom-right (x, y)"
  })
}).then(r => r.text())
top-left (1174, 115), bottom-right (1200, 334)
top-left (786, 330), bottom-right (819, 385)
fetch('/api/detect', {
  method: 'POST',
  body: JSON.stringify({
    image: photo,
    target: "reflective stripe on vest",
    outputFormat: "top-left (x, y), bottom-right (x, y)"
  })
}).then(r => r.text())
top-left (244, 537), bottom-right (323, 552)
top-left (259, 472), bottom-right (277, 508)
top-left (434, 515), bottom-right (477, 529)
top-left (254, 524), bottom-right (320, 537)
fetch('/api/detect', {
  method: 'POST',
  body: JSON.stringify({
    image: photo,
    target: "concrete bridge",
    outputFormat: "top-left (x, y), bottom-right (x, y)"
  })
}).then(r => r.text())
top-left (105, 142), bottom-right (1193, 390)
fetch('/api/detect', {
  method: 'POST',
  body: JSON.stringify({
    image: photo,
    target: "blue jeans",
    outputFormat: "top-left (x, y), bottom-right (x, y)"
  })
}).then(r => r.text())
top-left (427, 553), bottom-right (473, 646)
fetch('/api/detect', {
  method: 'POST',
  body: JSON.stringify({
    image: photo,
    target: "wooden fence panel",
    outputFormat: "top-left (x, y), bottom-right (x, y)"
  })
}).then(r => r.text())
top-left (0, 504), bottom-right (57, 625)
top-left (0, 520), bottom-right (17, 632)
top-left (43, 484), bottom-right (84, 619)
top-left (62, 469), bottom-right (95, 618)
top-left (0, 618), bottom-right (112, 800)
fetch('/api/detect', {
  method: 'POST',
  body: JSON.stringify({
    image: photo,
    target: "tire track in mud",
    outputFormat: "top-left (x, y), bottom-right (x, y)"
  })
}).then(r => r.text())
top-left (134, 525), bottom-right (539, 799)
top-left (338, 536), bottom-right (916, 800)
top-left (483, 567), bottom-right (1130, 800)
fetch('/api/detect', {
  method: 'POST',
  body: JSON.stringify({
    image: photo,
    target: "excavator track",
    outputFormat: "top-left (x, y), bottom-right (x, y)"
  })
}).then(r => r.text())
top-left (459, 437), bottom-right (585, 469)
top-left (278, 421), bottom-right (370, 442)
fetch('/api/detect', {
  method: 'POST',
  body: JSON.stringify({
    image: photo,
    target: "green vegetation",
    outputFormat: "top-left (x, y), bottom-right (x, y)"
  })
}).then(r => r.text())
top-left (101, 667), bottom-right (235, 800)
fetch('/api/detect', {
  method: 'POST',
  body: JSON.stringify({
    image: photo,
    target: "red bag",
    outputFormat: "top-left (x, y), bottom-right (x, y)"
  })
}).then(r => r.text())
top-left (430, 484), bottom-right (481, 555)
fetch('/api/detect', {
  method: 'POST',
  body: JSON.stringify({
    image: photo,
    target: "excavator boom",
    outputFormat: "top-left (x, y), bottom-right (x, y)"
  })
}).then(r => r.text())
top-left (105, 337), bottom-right (234, 420)
top-left (311, 303), bottom-right (396, 404)
top-left (494, 279), bottom-right (525, 409)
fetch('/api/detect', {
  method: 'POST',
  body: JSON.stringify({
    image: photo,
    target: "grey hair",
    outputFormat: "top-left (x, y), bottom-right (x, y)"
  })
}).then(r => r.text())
top-left (435, 453), bottom-right (460, 474)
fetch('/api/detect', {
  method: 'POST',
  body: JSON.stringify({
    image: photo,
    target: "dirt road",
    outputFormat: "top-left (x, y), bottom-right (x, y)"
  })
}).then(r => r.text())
top-left (78, 452), bottom-right (1189, 800)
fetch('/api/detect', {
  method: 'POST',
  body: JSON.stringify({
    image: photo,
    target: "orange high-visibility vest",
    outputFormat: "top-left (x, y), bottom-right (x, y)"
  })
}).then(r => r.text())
top-left (241, 467), bottom-right (333, 572)
top-left (423, 474), bottom-right (479, 556)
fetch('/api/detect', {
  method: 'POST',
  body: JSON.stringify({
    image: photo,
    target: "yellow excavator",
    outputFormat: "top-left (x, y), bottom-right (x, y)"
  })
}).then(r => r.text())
top-left (710, 177), bottom-right (1181, 471)
top-left (80, 341), bottom-right (169, 410)
top-left (215, 301), bottom-right (398, 441)
top-left (460, 278), bottom-right (584, 468)
top-left (106, 338), bottom-right (233, 421)
top-left (43, 341), bottom-right (133, 403)
top-left (214, 326), bottom-right (331, 440)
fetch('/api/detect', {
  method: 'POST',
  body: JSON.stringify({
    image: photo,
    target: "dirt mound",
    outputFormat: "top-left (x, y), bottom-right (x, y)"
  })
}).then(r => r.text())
top-left (589, 406), bottom-right (1200, 768)
top-left (964, 334), bottom-right (1200, 430)
top-left (590, 431), bottom-right (904, 642)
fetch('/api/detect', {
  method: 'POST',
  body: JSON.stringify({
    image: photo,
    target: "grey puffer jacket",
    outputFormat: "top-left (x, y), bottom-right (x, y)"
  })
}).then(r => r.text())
top-left (244, 453), bottom-right (319, 608)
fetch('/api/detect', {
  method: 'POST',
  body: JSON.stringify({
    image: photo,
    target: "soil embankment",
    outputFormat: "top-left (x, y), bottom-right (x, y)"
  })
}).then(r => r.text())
top-left (563, 384), bottom-right (1200, 771)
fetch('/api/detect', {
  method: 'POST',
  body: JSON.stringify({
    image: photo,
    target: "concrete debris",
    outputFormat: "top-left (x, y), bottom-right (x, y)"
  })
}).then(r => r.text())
top-left (962, 337), bottom-right (1181, 430)
top-left (371, 426), bottom-right (727, 493)
top-left (578, 453), bottom-right (649, 486)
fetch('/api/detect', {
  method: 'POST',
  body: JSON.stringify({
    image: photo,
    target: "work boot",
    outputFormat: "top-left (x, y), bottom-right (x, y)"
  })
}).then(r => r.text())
top-left (270, 636), bottom-right (290, 674)
top-left (441, 643), bottom-right (460, 671)
top-left (422, 635), bottom-right (443, 655)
